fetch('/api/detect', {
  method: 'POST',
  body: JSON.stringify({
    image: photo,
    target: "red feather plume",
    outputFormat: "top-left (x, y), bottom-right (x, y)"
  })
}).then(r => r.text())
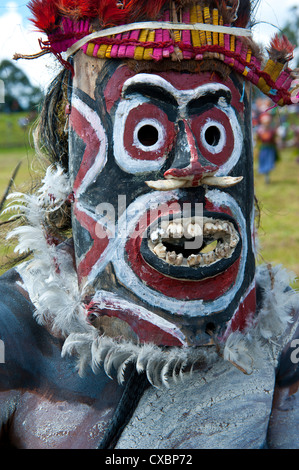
top-left (28, 0), bottom-right (172, 33)
top-left (28, 0), bottom-right (254, 34)
top-left (28, 0), bottom-right (60, 33)
top-left (268, 34), bottom-right (295, 63)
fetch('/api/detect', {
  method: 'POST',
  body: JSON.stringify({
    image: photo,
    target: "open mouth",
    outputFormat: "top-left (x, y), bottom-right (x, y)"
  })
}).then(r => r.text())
top-left (141, 212), bottom-right (241, 280)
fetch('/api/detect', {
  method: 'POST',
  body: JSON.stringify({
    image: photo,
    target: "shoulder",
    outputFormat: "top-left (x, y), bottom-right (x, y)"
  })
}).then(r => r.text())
top-left (0, 268), bottom-right (59, 390)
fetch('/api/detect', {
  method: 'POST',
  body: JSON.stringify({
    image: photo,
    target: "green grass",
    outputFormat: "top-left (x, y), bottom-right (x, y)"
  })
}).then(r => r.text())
top-left (0, 146), bottom-right (38, 191)
top-left (0, 143), bottom-right (42, 273)
top-left (0, 112), bottom-right (34, 149)
top-left (254, 147), bottom-right (299, 289)
top-left (0, 112), bottom-right (41, 206)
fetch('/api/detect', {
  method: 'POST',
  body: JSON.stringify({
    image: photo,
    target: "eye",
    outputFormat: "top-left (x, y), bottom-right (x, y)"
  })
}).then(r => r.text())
top-left (191, 108), bottom-right (236, 167)
top-left (201, 120), bottom-right (226, 155)
top-left (138, 125), bottom-right (159, 147)
top-left (137, 125), bottom-right (159, 147)
top-left (114, 100), bottom-right (176, 174)
top-left (204, 125), bottom-right (221, 147)
top-left (133, 119), bottom-right (165, 151)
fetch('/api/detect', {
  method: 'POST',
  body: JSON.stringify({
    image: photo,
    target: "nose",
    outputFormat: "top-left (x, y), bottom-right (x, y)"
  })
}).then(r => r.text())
top-left (164, 119), bottom-right (217, 187)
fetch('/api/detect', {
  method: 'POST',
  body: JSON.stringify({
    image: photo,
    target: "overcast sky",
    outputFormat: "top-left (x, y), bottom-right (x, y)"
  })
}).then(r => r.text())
top-left (0, 0), bottom-right (298, 90)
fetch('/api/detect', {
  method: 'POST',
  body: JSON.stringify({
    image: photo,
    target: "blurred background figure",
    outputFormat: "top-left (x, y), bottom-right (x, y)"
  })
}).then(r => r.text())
top-left (256, 113), bottom-right (279, 184)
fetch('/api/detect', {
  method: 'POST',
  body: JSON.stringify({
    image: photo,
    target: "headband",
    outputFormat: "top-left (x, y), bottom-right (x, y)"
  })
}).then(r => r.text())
top-left (14, 1), bottom-right (298, 106)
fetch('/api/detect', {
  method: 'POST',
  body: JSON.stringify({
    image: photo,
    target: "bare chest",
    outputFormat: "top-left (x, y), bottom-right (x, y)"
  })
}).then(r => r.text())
top-left (116, 359), bottom-right (276, 449)
top-left (11, 391), bottom-right (114, 449)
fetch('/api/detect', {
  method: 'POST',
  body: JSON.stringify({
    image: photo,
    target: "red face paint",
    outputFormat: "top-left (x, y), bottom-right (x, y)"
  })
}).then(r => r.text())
top-left (69, 64), bottom-right (255, 347)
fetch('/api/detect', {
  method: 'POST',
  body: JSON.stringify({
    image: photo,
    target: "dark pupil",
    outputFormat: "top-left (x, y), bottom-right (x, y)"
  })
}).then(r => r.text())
top-left (138, 125), bottom-right (159, 147)
top-left (205, 125), bottom-right (221, 147)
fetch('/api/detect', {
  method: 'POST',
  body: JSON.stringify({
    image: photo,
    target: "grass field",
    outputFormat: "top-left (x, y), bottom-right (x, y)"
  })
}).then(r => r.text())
top-left (254, 146), bottom-right (299, 289)
top-left (0, 112), bottom-right (35, 149)
top-left (0, 118), bottom-right (298, 289)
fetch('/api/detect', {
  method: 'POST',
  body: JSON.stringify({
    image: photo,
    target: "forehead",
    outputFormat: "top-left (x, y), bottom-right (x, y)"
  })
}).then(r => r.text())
top-left (73, 55), bottom-right (244, 114)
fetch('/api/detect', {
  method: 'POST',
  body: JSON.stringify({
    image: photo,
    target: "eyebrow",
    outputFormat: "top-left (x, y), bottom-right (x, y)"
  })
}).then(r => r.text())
top-left (187, 89), bottom-right (232, 113)
top-left (122, 76), bottom-right (232, 114)
top-left (123, 83), bottom-right (178, 107)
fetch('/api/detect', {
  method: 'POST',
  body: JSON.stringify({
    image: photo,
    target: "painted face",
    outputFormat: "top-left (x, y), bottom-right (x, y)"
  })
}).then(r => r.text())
top-left (69, 55), bottom-right (256, 347)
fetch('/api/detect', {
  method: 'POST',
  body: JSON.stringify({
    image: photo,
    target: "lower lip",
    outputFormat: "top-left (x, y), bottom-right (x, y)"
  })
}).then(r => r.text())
top-left (125, 201), bottom-right (241, 302)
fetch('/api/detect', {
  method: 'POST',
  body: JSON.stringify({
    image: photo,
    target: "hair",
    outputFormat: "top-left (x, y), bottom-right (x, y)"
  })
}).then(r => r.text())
top-left (36, 68), bottom-right (70, 172)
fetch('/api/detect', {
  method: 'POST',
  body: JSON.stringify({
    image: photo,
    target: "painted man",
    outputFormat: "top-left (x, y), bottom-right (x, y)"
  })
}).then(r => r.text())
top-left (0, 0), bottom-right (299, 449)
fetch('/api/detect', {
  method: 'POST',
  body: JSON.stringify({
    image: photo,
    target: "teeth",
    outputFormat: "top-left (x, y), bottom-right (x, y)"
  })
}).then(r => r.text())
top-left (204, 222), bottom-right (217, 235)
top-left (175, 253), bottom-right (183, 266)
top-left (187, 251), bottom-right (217, 267)
top-left (149, 217), bottom-right (239, 268)
top-left (202, 251), bottom-right (216, 265)
top-left (166, 251), bottom-right (177, 265)
top-left (153, 242), bottom-right (166, 259)
top-left (165, 251), bottom-right (183, 266)
top-left (150, 228), bottom-right (166, 244)
top-left (187, 223), bottom-right (202, 238)
top-left (166, 223), bottom-right (184, 238)
top-left (215, 243), bottom-right (230, 258)
top-left (187, 254), bottom-right (197, 267)
top-left (187, 253), bottom-right (205, 267)
top-left (230, 233), bottom-right (239, 248)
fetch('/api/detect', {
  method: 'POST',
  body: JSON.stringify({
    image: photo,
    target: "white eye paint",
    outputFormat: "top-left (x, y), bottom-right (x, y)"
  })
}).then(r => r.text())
top-left (113, 97), bottom-right (167, 174)
top-left (120, 75), bottom-right (244, 175)
top-left (215, 106), bottom-right (243, 176)
top-left (200, 119), bottom-right (226, 155)
top-left (133, 119), bottom-right (166, 152)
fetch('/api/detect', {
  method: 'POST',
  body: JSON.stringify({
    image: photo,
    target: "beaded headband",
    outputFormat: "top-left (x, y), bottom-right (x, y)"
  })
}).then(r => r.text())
top-left (16, 0), bottom-right (298, 106)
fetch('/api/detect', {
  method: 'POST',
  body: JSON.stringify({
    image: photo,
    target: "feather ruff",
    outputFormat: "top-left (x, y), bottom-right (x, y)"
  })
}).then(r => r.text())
top-left (224, 264), bottom-right (299, 373)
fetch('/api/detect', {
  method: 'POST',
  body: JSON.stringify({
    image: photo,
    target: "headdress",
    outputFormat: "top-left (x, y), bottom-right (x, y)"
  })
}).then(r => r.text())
top-left (18, 0), bottom-right (298, 106)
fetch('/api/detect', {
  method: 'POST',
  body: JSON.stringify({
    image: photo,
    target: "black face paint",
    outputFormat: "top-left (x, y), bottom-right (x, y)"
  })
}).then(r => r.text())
top-left (69, 61), bottom-right (256, 347)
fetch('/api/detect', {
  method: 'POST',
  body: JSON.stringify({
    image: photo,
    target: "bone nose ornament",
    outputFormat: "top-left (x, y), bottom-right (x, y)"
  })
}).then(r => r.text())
top-left (145, 120), bottom-right (243, 191)
top-left (145, 175), bottom-right (243, 191)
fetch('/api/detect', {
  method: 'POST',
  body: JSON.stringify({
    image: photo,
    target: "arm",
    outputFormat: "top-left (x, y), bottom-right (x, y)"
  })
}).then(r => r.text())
top-left (0, 268), bottom-right (41, 446)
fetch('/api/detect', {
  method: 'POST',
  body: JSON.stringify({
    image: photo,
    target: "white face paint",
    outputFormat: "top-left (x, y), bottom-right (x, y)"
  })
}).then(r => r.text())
top-left (113, 74), bottom-right (243, 176)
top-left (113, 96), bottom-right (168, 173)
top-left (69, 65), bottom-right (255, 347)
top-left (133, 118), bottom-right (166, 152)
top-left (70, 94), bottom-right (108, 195)
top-left (200, 119), bottom-right (227, 155)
